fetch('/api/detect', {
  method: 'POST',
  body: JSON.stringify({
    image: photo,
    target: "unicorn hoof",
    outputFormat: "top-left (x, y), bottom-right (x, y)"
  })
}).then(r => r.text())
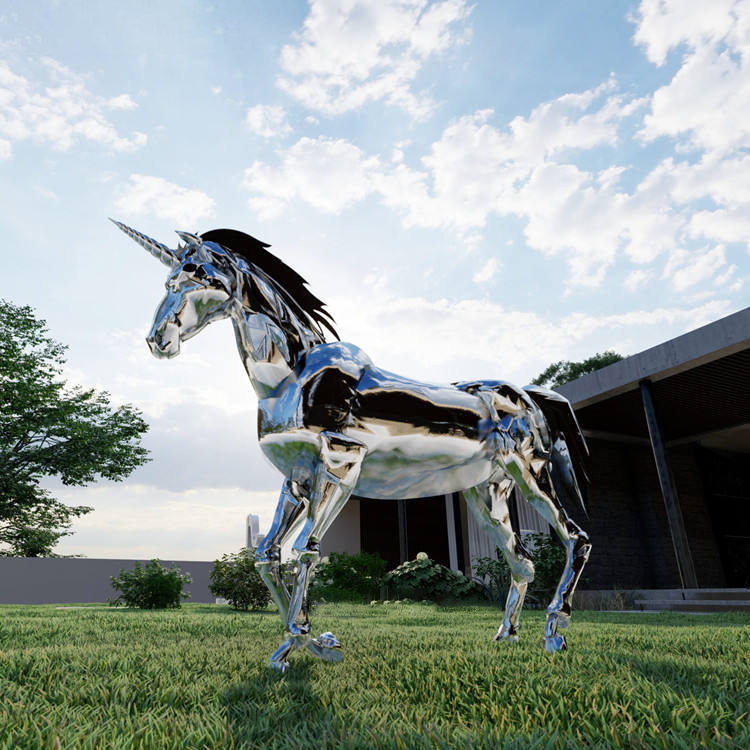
top-left (318, 631), bottom-right (341, 648)
top-left (268, 637), bottom-right (298, 672)
top-left (493, 629), bottom-right (519, 643)
top-left (307, 632), bottom-right (343, 663)
top-left (544, 634), bottom-right (567, 653)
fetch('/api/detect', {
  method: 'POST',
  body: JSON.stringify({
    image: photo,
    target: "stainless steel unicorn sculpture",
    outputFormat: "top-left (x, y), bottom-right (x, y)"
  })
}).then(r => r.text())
top-left (113, 220), bottom-right (592, 671)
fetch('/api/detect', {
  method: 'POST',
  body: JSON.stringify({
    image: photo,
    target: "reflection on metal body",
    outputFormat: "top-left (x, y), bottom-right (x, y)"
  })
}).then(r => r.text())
top-left (113, 220), bottom-right (592, 671)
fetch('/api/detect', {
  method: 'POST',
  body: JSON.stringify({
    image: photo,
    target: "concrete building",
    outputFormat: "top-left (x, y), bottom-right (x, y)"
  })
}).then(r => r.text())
top-left (557, 305), bottom-right (750, 590)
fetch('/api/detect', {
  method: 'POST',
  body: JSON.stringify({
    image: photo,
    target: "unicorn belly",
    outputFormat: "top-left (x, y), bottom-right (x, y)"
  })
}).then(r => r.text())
top-left (259, 428), bottom-right (492, 499)
top-left (355, 436), bottom-right (492, 498)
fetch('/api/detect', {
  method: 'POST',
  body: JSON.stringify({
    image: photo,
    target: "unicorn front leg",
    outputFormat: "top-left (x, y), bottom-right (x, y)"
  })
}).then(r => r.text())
top-left (254, 480), bottom-right (306, 623)
top-left (265, 431), bottom-right (366, 672)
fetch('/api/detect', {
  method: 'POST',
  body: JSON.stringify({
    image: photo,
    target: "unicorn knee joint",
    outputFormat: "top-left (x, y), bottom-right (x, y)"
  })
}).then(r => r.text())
top-left (295, 547), bottom-right (320, 565)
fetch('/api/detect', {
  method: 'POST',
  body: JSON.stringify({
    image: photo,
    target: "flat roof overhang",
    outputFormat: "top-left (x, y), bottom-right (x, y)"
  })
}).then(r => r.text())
top-left (555, 307), bottom-right (750, 451)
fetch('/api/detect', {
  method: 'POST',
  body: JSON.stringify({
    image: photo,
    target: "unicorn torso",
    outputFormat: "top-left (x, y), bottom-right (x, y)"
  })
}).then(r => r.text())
top-left (257, 341), bottom-right (534, 498)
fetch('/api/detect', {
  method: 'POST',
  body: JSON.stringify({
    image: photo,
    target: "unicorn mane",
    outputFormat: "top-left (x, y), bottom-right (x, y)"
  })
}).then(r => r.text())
top-left (201, 229), bottom-right (339, 360)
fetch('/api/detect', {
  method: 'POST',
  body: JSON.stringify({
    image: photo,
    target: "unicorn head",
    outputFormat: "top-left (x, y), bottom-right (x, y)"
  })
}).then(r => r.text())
top-left (111, 219), bottom-right (237, 359)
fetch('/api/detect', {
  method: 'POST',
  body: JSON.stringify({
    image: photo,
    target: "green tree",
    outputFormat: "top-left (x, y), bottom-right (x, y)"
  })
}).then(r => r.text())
top-left (532, 350), bottom-right (623, 389)
top-left (0, 300), bottom-right (150, 557)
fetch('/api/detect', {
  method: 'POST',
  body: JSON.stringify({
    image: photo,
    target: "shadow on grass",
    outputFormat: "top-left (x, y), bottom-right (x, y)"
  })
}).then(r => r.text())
top-left (609, 650), bottom-right (749, 743)
top-left (576, 610), bottom-right (750, 628)
top-left (220, 660), bottom-right (337, 749)
top-left (186, 604), bottom-right (277, 616)
top-left (616, 652), bottom-right (745, 689)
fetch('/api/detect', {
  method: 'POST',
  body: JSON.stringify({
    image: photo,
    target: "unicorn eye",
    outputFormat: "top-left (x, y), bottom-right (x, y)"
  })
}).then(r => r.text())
top-left (183, 263), bottom-right (207, 279)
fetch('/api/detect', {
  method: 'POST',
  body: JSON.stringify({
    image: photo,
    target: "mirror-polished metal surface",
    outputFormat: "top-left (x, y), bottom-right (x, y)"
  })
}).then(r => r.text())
top-left (113, 219), bottom-right (592, 670)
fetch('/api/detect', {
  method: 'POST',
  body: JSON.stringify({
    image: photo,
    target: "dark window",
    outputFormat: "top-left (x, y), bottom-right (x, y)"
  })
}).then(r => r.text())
top-left (358, 495), bottom-right (450, 570)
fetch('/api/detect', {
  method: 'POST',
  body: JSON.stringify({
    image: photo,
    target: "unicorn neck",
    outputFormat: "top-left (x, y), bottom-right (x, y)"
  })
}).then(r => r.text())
top-left (230, 305), bottom-right (298, 399)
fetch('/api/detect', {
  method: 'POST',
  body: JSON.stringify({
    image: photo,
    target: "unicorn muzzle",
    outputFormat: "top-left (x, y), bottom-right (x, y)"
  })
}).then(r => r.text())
top-left (147, 319), bottom-right (180, 359)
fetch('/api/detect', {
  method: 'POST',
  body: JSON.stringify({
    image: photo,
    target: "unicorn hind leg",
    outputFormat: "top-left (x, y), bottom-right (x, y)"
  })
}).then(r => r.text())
top-left (503, 453), bottom-right (591, 653)
top-left (466, 381), bottom-right (591, 651)
top-left (463, 478), bottom-right (535, 642)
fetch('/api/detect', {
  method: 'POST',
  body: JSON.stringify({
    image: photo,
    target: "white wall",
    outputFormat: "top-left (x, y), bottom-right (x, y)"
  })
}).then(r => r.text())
top-left (319, 499), bottom-right (361, 557)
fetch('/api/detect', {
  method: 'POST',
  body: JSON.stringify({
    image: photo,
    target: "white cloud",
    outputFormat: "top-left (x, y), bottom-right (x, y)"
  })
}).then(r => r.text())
top-left (277, 0), bottom-right (473, 118)
top-left (330, 284), bottom-right (732, 385)
top-left (632, 0), bottom-right (738, 66)
top-left (106, 93), bottom-right (137, 110)
top-left (244, 81), bottom-right (636, 229)
top-left (472, 257), bottom-right (497, 283)
top-left (245, 8), bottom-right (750, 291)
top-left (34, 184), bottom-right (59, 201)
top-left (243, 136), bottom-right (379, 217)
top-left (53, 484), bottom-right (278, 560)
top-left (636, 1), bottom-right (750, 154)
top-left (624, 268), bottom-right (653, 292)
top-left (242, 84), bottom-right (661, 286)
top-left (714, 263), bottom-right (738, 286)
top-left (663, 245), bottom-right (727, 291)
top-left (665, 154), bottom-right (750, 207)
top-left (245, 104), bottom-right (292, 138)
top-left (688, 207), bottom-right (750, 247)
top-left (0, 58), bottom-right (146, 154)
top-left (115, 174), bottom-right (216, 226)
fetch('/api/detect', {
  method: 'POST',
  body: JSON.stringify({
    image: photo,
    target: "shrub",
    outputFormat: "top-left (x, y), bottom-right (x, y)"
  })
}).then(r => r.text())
top-left (472, 550), bottom-right (511, 603)
top-left (524, 532), bottom-right (566, 604)
top-left (382, 552), bottom-right (484, 602)
top-left (109, 559), bottom-right (191, 609)
top-left (470, 533), bottom-right (577, 608)
top-left (310, 551), bottom-right (387, 601)
top-left (209, 547), bottom-right (270, 610)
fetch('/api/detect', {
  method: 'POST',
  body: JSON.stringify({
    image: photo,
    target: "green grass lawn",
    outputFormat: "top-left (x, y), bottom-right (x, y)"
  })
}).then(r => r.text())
top-left (0, 602), bottom-right (748, 749)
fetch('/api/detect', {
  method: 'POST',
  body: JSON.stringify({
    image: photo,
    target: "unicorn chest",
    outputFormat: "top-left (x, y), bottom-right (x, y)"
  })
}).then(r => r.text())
top-left (257, 341), bottom-right (372, 438)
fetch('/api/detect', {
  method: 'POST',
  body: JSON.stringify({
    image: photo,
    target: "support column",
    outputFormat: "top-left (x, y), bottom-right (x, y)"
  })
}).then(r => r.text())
top-left (452, 492), bottom-right (466, 574)
top-left (445, 495), bottom-right (458, 571)
top-left (640, 379), bottom-right (698, 589)
top-left (397, 499), bottom-right (408, 564)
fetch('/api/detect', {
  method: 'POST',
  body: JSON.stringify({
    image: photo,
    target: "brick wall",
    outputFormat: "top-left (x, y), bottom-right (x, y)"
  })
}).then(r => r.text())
top-left (582, 439), bottom-right (673, 588)
top-left (581, 438), bottom-right (724, 589)
top-left (670, 444), bottom-right (725, 587)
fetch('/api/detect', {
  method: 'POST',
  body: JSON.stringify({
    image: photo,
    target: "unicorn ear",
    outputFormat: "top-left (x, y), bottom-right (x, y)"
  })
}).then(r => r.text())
top-left (175, 230), bottom-right (203, 249)
top-left (110, 219), bottom-right (179, 268)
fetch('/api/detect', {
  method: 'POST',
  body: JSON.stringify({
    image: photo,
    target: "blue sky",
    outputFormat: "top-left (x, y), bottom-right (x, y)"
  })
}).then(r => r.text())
top-left (1, 0), bottom-right (748, 559)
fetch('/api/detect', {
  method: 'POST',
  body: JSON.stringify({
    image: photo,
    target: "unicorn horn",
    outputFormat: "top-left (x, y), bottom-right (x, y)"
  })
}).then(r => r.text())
top-left (110, 218), bottom-right (179, 268)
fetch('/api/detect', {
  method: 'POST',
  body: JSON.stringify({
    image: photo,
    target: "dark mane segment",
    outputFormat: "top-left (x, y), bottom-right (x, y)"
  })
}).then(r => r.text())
top-left (200, 228), bottom-right (339, 341)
